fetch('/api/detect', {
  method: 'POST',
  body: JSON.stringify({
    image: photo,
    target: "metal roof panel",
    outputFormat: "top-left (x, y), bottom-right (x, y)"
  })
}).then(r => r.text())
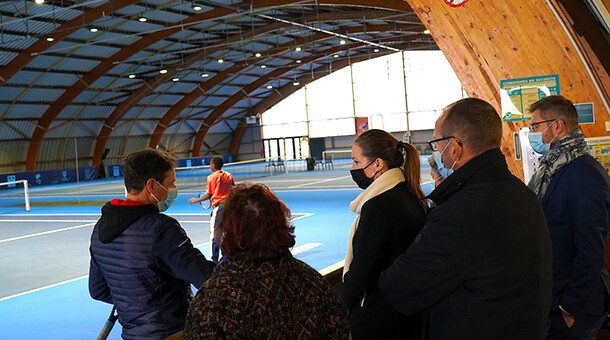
top-left (2, 104), bottom-right (49, 119)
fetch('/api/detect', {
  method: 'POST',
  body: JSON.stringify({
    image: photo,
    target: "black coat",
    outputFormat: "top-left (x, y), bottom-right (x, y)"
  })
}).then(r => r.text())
top-left (342, 182), bottom-right (425, 340)
top-left (379, 148), bottom-right (553, 340)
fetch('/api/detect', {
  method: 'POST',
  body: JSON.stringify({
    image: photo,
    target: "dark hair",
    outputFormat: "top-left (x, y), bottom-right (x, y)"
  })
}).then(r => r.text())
top-left (220, 183), bottom-right (295, 261)
top-left (529, 95), bottom-right (579, 130)
top-left (355, 129), bottom-right (427, 211)
top-left (427, 155), bottom-right (441, 179)
top-left (211, 155), bottom-right (224, 169)
top-left (124, 148), bottom-right (176, 193)
top-left (440, 98), bottom-right (502, 154)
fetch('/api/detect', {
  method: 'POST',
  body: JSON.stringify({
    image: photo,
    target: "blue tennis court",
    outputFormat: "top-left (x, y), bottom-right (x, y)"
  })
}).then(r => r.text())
top-left (0, 161), bottom-right (433, 339)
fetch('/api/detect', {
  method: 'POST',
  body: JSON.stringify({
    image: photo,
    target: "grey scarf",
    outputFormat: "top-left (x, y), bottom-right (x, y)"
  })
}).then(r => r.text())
top-left (527, 129), bottom-right (589, 200)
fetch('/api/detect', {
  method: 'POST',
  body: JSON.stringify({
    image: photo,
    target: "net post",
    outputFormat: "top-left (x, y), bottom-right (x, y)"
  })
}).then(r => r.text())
top-left (23, 179), bottom-right (30, 212)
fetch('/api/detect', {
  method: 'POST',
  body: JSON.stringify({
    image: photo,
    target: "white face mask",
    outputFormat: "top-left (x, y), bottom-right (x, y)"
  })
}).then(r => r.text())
top-left (150, 180), bottom-right (178, 212)
top-left (434, 140), bottom-right (456, 179)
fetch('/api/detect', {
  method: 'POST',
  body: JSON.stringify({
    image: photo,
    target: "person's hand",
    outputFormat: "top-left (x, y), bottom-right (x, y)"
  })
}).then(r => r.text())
top-left (188, 198), bottom-right (198, 204)
top-left (561, 310), bottom-right (575, 328)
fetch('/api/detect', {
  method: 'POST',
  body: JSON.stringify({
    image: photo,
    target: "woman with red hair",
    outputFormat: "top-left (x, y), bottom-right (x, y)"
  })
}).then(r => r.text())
top-left (183, 183), bottom-right (349, 339)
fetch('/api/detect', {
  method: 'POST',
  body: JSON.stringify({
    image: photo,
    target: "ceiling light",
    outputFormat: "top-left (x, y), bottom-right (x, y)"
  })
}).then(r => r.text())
top-left (261, 65), bottom-right (266, 69)
top-left (46, 37), bottom-right (54, 42)
top-left (217, 59), bottom-right (223, 63)
top-left (339, 39), bottom-right (346, 45)
top-left (128, 74), bottom-right (136, 79)
top-left (35, 0), bottom-right (44, 4)
top-left (192, 3), bottom-right (203, 11)
top-left (293, 81), bottom-right (300, 86)
top-left (159, 69), bottom-right (168, 74)
top-left (90, 27), bottom-right (98, 33)
top-left (266, 85), bottom-right (273, 89)
top-left (172, 77), bottom-right (180, 82)
top-left (296, 60), bottom-right (302, 64)
top-left (255, 52), bottom-right (262, 58)
top-left (139, 17), bottom-right (147, 22)
top-left (373, 48), bottom-right (380, 53)
top-left (424, 29), bottom-right (431, 34)
top-left (295, 47), bottom-right (301, 52)
top-left (200, 72), bottom-right (209, 77)
top-left (333, 54), bottom-right (339, 58)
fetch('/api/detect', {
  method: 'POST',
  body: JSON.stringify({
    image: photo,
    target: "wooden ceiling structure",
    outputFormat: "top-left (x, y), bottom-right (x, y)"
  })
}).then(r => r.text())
top-left (0, 0), bottom-right (436, 172)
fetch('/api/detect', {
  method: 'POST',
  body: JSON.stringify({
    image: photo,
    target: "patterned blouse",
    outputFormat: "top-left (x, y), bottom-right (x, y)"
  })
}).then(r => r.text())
top-left (183, 253), bottom-right (350, 339)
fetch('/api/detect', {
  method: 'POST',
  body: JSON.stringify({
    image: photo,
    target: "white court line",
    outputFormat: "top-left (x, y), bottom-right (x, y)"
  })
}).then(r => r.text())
top-left (0, 223), bottom-right (95, 244)
top-left (0, 241), bottom-right (213, 302)
top-left (0, 275), bottom-right (88, 302)
top-left (288, 175), bottom-right (351, 189)
top-left (0, 219), bottom-right (97, 223)
top-left (291, 213), bottom-right (313, 221)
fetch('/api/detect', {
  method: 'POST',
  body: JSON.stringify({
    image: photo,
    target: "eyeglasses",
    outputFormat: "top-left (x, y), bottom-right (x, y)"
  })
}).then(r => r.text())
top-left (427, 136), bottom-right (461, 151)
top-left (528, 119), bottom-right (556, 132)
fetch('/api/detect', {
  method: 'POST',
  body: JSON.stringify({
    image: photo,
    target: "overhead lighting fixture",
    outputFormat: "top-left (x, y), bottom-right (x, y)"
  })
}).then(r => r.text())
top-left (217, 59), bottom-right (224, 63)
top-left (172, 77), bottom-right (180, 82)
top-left (333, 54), bottom-right (339, 58)
top-left (339, 39), bottom-right (346, 45)
top-left (128, 74), bottom-right (136, 79)
top-left (46, 37), bottom-right (54, 42)
top-left (35, 0), bottom-right (44, 4)
top-left (293, 81), bottom-right (300, 86)
top-left (424, 29), bottom-right (431, 34)
top-left (139, 17), bottom-right (147, 22)
top-left (192, 3), bottom-right (203, 11)
top-left (296, 60), bottom-right (302, 64)
top-left (266, 85), bottom-right (273, 89)
top-left (159, 69), bottom-right (168, 74)
top-left (199, 72), bottom-right (209, 78)
top-left (261, 65), bottom-right (267, 69)
top-left (90, 27), bottom-right (98, 33)
top-left (295, 46), bottom-right (301, 52)
top-left (373, 48), bottom-right (380, 53)
top-left (255, 52), bottom-right (262, 58)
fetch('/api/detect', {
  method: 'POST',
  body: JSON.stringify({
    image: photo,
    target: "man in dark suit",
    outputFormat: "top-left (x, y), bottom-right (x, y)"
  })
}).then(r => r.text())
top-left (379, 98), bottom-right (553, 340)
top-left (527, 95), bottom-right (610, 340)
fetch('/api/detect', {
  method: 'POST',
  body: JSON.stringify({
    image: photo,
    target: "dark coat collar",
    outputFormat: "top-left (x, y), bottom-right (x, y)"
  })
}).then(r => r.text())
top-left (427, 148), bottom-right (509, 205)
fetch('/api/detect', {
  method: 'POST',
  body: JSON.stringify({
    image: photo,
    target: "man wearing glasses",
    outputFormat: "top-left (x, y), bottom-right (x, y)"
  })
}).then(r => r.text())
top-left (527, 95), bottom-right (610, 340)
top-left (379, 98), bottom-right (552, 340)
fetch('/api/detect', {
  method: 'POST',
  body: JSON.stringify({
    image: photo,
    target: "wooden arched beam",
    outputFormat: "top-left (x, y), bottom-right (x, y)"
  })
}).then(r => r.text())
top-left (147, 23), bottom-right (419, 151)
top-left (0, 0), bottom-right (139, 86)
top-left (227, 52), bottom-right (393, 155)
top-left (193, 35), bottom-right (432, 156)
top-left (92, 11), bottom-right (418, 168)
top-left (25, 0), bottom-right (413, 170)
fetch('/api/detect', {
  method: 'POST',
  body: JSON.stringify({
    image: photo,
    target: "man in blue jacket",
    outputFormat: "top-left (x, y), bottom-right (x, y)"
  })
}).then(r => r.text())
top-left (527, 95), bottom-right (610, 340)
top-left (89, 149), bottom-right (215, 340)
top-left (379, 98), bottom-right (553, 339)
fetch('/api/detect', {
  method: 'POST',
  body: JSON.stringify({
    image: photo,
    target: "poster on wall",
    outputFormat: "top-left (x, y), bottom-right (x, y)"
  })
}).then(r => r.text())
top-left (355, 117), bottom-right (369, 136)
top-left (586, 136), bottom-right (610, 176)
top-left (500, 74), bottom-right (560, 122)
top-left (575, 103), bottom-right (595, 124)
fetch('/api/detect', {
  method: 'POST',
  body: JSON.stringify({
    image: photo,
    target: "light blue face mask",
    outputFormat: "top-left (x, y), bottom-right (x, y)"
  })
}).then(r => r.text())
top-left (528, 121), bottom-right (557, 155)
top-left (433, 140), bottom-right (455, 179)
top-left (151, 180), bottom-right (178, 212)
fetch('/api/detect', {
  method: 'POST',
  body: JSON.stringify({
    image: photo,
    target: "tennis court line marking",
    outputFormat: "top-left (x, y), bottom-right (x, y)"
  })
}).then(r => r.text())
top-left (291, 213), bottom-right (313, 221)
top-left (287, 175), bottom-right (352, 189)
top-left (0, 275), bottom-right (88, 302)
top-left (0, 241), bottom-right (213, 302)
top-left (0, 223), bottom-right (95, 244)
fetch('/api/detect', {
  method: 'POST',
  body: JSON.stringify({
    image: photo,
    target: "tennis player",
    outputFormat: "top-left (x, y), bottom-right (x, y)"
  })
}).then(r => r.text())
top-left (189, 155), bottom-right (235, 262)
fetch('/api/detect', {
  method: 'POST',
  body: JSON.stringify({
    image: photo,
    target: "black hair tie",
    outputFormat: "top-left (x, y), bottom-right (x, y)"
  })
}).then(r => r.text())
top-left (396, 141), bottom-right (404, 150)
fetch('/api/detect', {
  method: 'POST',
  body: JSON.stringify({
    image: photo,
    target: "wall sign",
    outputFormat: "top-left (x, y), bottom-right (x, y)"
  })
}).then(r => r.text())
top-left (575, 103), bottom-right (595, 124)
top-left (500, 74), bottom-right (560, 122)
top-left (445, 0), bottom-right (469, 7)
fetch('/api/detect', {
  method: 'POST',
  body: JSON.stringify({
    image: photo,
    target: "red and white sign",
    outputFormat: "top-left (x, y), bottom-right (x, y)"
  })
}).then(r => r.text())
top-left (444, 0), bottom-right (468, 7)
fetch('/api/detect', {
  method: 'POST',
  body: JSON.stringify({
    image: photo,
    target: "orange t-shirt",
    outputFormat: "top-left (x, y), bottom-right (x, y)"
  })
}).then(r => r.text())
top-left (206, 170), bottom-right (235, 207)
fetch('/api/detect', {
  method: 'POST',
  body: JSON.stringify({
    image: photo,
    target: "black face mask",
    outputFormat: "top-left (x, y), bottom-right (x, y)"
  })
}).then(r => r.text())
top-left (350, 160), bottom-right (377, 190)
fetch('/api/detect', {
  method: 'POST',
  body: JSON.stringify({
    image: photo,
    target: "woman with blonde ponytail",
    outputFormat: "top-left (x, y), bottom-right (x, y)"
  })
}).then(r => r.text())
top-left (342, 129), bottom-right (426, 340)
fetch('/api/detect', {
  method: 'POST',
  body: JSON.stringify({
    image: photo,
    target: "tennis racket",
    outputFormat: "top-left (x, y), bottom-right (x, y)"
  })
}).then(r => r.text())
top-left (198, 192), bottom-right (211, 209)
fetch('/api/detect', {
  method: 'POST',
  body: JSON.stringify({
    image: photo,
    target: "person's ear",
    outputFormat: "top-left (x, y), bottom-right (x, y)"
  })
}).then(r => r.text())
top-left (145, 178), bottom-right (156, 192)
top-left (555, 119), bottom-right (567, 134)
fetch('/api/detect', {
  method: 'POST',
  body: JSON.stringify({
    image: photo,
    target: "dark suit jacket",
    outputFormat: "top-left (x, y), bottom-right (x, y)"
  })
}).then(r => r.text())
top-left (541, 154), bottom-right (610, 317)
top-left (379, 148), bottom-right (553, 340)
top-left (342, 182), bottom-right (425, 339)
